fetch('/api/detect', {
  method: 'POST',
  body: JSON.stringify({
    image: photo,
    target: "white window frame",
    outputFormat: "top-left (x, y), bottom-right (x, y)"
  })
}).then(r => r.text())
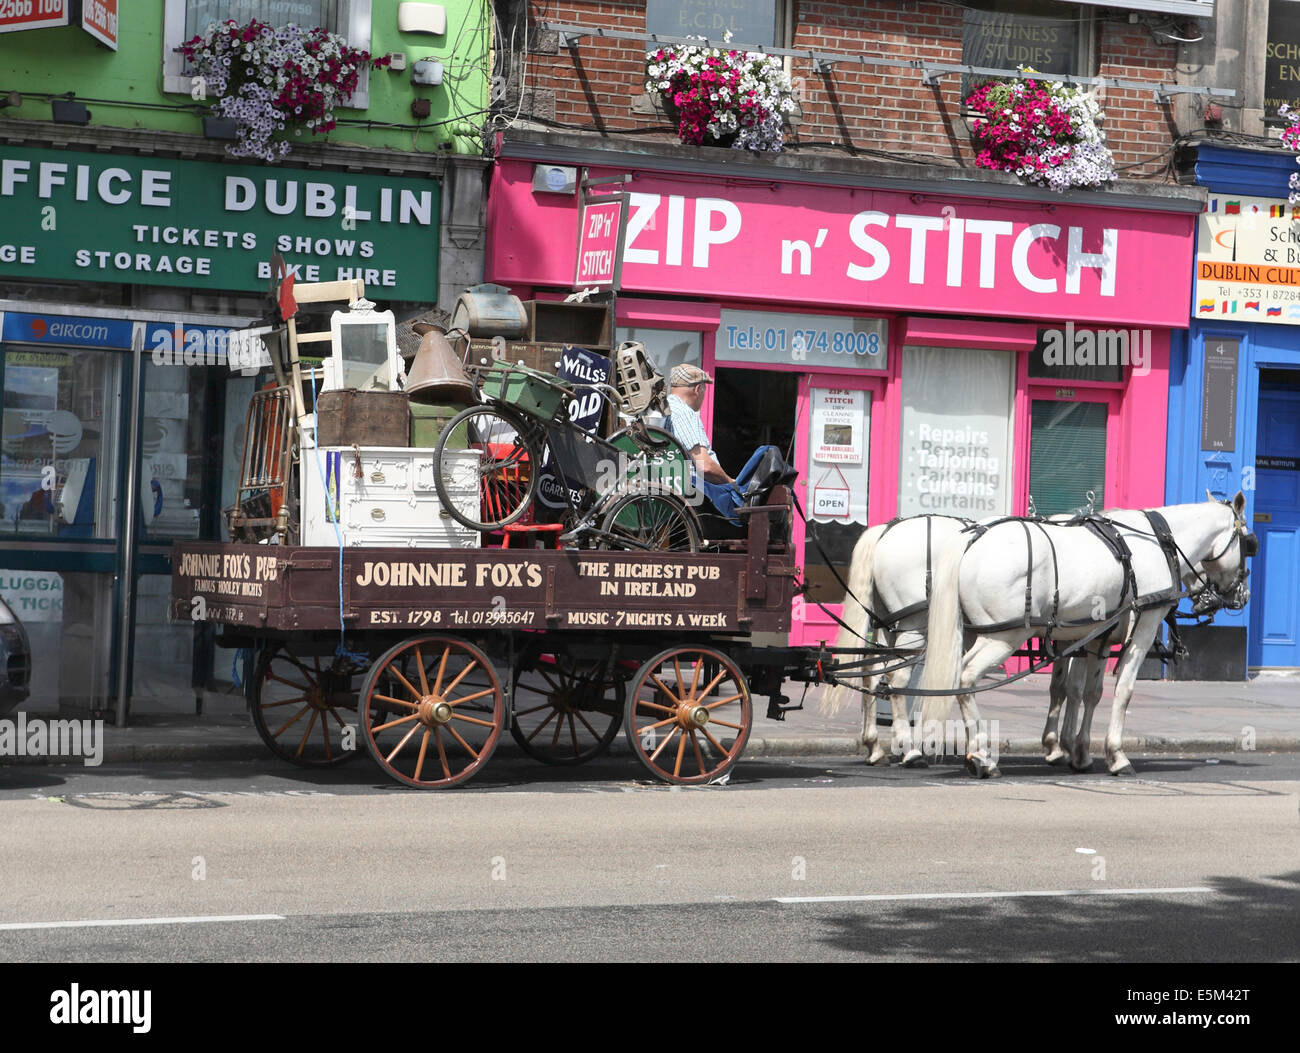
top-left (161, 0), bottom-right (372, 108)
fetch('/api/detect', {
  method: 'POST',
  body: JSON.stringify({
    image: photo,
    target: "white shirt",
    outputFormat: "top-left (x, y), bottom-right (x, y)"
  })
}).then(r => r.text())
top-left (666, 393), bottom-right (715, 461)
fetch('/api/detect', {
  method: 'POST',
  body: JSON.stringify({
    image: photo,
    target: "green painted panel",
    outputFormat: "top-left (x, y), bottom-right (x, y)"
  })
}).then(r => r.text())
top-left (0, 145), bottom-right (439, 299)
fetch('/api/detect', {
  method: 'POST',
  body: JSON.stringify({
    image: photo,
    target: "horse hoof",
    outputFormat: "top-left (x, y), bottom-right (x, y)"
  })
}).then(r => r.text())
top-left (1109, 762), bottom-right (1135, 777)
top-left (1069, 756), bottom-right (1094, 773)
top-left (1044, 749), bottom-right (1068, 766)
top-left (900, 749), bottom-right (927, 769)
top-left (866, 749), bottom-right (889, 767)
top-left (965, 755), bottom-right (998, 778)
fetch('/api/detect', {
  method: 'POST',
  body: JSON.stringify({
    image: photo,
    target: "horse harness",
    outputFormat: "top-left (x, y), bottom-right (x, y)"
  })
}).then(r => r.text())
top-left (955, 510), bottom-right (1231, 648)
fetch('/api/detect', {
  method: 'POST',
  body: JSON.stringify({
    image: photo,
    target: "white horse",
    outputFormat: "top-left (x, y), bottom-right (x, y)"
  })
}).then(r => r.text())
top-left (825, 514), bottom-right (1115, 770)
top-left (823, 515), bottom-right (971, 767)
top-left (919, 494), bottom-right (1255, 777)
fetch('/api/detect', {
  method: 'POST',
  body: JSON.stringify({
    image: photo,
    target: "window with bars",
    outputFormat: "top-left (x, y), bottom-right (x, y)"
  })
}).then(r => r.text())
top-left (1028, 399), bottom-right (1107, 516)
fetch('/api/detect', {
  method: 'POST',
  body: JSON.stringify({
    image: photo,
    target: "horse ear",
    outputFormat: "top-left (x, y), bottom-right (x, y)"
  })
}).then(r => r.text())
top-left (1233, 490), bottom-right (1246, 515)
top-left (1205, 488), bottom-right (1215, 503)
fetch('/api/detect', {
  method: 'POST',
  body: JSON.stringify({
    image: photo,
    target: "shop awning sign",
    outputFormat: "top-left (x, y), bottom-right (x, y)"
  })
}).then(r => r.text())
top-left (81, 0), bottom-right (117, 49)
top-left (0, 1), bottom-right (70, 33)
top-left (574, 172), bottom-right (629, 290)
top-left (0, 146), bottom-right (440, 300)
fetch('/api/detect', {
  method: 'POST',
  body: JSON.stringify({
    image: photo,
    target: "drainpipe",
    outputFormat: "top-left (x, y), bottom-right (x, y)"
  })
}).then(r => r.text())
top-left (114, 325), bottom-right (144, 728)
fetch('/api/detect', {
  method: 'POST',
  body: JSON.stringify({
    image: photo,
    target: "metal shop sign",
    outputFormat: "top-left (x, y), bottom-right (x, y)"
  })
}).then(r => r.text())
top-left (0, 146), bottom-right (439, 299)
top-left (1196, 192), bottom-right (1300, 324)
top-left (0, 1), bottom-right (69, 33)
top-left (717, 308), bottom-right (887, 369)
top-left (81, 0), bottom-right (116, 49)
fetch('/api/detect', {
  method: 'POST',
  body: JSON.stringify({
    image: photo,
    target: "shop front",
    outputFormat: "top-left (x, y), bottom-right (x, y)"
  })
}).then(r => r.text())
top-left (1167, 144), bottom-right (1300, 675)
top-left (488, 141), bottom-right (1199, 645)
top-left (0, 145), bottom-right (442, 716)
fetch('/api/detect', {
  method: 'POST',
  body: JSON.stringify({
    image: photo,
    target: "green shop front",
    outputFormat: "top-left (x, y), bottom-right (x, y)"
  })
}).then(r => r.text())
top-left (0, 145), bottom-right (441, 719)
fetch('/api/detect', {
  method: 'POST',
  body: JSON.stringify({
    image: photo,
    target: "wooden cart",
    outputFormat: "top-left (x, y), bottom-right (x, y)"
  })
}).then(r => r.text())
top-left (170, 489), bottom-right (811, 788)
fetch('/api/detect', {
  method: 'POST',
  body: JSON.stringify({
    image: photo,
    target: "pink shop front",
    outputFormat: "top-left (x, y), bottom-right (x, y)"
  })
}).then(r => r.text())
top-left (487, 152), bottom-right (1199, 646)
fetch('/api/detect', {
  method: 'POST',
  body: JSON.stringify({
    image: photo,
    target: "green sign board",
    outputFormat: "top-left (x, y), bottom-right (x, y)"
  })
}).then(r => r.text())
top-left (0, 146), bottom-right (440, 300)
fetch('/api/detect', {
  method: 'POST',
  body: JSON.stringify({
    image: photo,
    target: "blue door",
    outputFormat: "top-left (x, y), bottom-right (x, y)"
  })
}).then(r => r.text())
top-left (1250, 385), bottom-right (1300, 668)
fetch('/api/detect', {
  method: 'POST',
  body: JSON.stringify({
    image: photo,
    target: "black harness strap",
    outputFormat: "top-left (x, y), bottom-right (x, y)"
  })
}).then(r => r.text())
top-left (1140, 510), bottom-right (1186, 610)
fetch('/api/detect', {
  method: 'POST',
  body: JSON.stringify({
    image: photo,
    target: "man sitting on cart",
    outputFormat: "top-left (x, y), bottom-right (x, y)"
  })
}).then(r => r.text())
top-left (665, 364), bottom-right (782, 525)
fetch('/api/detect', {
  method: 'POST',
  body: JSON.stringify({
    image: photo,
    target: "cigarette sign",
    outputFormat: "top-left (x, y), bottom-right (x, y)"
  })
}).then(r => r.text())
top-left (0, 0), bottom-right (69, 33)
top-left (574, 199), bottom-right (623, 289)
top-left (81, 0), bottom-right (116, 49)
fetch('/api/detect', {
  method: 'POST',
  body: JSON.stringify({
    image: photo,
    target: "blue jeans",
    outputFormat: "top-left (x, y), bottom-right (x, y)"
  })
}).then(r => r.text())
top-left (698, 445), bottom-right (781, 524)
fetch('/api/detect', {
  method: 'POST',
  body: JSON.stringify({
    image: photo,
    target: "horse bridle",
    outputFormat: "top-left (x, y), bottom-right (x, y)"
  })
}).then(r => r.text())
top-left (1190, 504), bottom-right (1258, 614)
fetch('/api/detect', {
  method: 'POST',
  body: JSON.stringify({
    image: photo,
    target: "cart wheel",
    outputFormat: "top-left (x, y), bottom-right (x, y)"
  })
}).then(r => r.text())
top-left (624, 646), bottom-right (752, 785)
top-left (598, 491), bottom-right (701, 552)
top-left (511, 653), bottom-right (625, 765)
top-left (435, 405), bottom-right (542, 531)
top-left (249, 643), bottom-right (363, 768)
top-left (359, 635), bottom-right (504, 789)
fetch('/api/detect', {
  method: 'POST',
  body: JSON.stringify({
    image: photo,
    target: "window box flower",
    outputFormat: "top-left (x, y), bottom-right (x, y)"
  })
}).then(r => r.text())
top-left (179, 19), bottom-right (389, 163)
top-left (964, 72), bottom-right (1117, 192)
top-left (645, 35), bottom-right (796, 153)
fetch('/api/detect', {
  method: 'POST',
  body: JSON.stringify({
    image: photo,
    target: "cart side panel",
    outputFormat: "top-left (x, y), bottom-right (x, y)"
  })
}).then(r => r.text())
top-left (173, 543), bottom-right (793, 636)
top-left (170, 543), bottom-right (282, 628)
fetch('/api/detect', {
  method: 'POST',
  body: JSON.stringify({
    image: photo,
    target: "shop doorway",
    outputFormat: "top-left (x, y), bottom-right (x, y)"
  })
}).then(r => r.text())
top-left (1250, 370), bottom-right (1300, 669)
top-left (710, 367), bottom-right (798, 477)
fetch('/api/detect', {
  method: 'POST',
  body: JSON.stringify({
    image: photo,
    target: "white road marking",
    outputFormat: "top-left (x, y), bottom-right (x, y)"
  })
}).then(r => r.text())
top-left (774, 887), bottom-right (1214, 904)
top-left (0, 914), bottom-right (284, 931)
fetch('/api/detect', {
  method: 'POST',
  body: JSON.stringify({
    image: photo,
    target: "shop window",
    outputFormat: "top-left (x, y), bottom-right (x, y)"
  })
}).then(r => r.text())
top-left (1029, 399), bottom-right (1107, 516)
top-left (1267, 0), bottom-right (1300, 121)
top-left (140, 363), bottom-right (217, 541)
top-left (1, 347), bottom-right (122, 540)
top-left (898, 345), bottom-right (1015, 518)
top-left (960, 1), bottom-right (1093, 96)
top-left (646, 0), bottom-right (786, 47)
top-left (162, 0), bottom-right (372, 103)
top-left (1028, 328), bottom-right (1127, 383)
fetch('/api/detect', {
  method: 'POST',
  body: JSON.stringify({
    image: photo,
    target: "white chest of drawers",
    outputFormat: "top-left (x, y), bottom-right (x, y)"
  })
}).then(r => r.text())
top-left (301, 446), bottom-right (481, 548)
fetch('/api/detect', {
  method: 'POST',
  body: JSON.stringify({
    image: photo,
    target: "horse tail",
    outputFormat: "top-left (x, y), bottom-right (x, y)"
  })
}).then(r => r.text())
top-left (918, 533), bottom-right (966, 727)
top-left (821, 523), bottom-right (887, 716)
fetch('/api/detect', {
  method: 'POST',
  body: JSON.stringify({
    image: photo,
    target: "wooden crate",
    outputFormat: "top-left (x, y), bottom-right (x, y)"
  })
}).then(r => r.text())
top-left (316, 390), bottom-right (410, 448)
top-left (523, 300), bottom-right (612, 347)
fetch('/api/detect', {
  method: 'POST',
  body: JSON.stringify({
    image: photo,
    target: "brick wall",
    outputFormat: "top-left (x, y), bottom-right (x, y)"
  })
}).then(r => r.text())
top-left (513, 1), bottom-right (1183, 178)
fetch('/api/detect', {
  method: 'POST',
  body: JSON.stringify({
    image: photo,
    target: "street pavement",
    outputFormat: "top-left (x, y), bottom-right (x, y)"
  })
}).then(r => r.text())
top-left (3, 671), bottom-right (1297, 768)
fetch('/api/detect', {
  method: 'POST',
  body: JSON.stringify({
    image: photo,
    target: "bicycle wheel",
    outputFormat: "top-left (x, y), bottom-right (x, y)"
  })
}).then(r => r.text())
top-left (434, 404), bottom-right (542, 531)
top-left (599, 491), bottom-right (701, 552)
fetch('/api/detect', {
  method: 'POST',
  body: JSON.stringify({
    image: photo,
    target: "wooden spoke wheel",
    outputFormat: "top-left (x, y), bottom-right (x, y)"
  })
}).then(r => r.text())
top-left (624, 646), bottom-right (751, 785)
top-left (434, 405), bottom-right (542, 531)
top-left (248, 643), bottom-right (364, 768)
top-left (359, 635), bottom-right (504, 789)
top-left (598, 492), bottom-right (701, 552)
top-left (510, 653), bottom-right (625, 765)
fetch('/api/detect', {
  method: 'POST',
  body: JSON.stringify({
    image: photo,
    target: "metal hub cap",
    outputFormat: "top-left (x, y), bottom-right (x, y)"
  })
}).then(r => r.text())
top-left (679, 704), bottom-right (710, 729)
top-left (418, 697), bottom-right (454, 726)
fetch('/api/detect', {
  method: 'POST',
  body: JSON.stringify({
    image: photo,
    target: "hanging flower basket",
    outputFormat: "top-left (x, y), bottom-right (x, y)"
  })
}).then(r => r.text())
top-left (1276, 104), bottom-right (1300, 205)
top-left (179, 19), bottom-right (390, 163)
top-left (964, 71), bottom-right (1117, 192)
top-left (645, 34), bottom-right (796, 153)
